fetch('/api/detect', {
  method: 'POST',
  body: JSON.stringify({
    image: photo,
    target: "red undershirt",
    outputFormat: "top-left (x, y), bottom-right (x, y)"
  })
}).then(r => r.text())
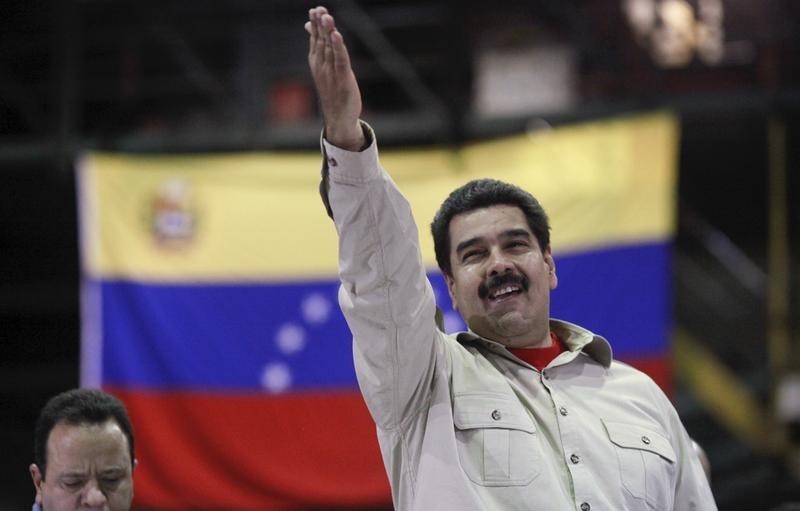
top-left (508, 331), bottom-right (567, 371)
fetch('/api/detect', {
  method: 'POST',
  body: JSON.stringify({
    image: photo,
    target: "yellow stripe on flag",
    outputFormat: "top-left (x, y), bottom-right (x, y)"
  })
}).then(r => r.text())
top-left (80, 111), bottom-right (678, 281)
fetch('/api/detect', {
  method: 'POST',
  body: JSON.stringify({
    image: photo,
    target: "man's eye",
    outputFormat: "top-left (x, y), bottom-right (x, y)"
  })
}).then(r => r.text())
top-left (63, 480), bottom-right (84, 489)
top-left (102, 477), bottom-right (121, 487)
top-left (462, 250), bottom-right (482, 262)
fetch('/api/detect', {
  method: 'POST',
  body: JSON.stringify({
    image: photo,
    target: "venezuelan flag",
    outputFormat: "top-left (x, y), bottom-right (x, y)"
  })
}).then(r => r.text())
top-left (78, 111), bottom-right (678, 510)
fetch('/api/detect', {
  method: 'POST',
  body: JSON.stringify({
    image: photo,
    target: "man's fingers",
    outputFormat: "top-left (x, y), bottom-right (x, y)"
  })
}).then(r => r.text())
top-left (305, 6), bottom-right (364, 148)
top-left (318, 13), bottom-right (349, 70)
top-left (310, 14), bottom-right (326, 64)
top-left (321, 13), bottom-right (335, 31)
top-left (323, 39), bottom-right (334, 70)
top-left (307, 7), bottom-right (330, 56)
top-left (330, 31), bottom-right (351, 71)
top-left (307, 7), bottom-right (354, 89)
top-left (307, 10), bottom-right (318, 61)
top-left (315, 13), bottom-right (338, 67)
top-left (309, 5), bottom-right (328, 26)
top-left (308, 8), bottom-right (320, 39)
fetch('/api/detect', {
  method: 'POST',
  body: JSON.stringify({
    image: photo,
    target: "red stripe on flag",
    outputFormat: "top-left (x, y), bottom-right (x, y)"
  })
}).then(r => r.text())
top-left (107, 388), bottom-right (391, 511)
top-left (110, 357), bottom-right (671, 509)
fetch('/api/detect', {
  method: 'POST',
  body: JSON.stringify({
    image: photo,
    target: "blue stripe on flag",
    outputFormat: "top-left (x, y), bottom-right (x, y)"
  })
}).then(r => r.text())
top-left (100, 279), bottom-right (356, 391)
top-left (98, 241), bottom-right (668, 390)
top-left (551, 241), bottom-right (671, 358)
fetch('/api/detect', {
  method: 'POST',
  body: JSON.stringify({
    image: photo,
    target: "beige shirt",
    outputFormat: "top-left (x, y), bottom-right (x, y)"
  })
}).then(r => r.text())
top-left (323, 125), bottom-right (717, 511)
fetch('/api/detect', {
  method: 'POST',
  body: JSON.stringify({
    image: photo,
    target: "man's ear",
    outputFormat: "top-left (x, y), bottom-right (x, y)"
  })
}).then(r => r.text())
top-left (545, 249), bottom-right (557, 290)
top-left (445, 274), bottom-right (459, 312)
top-left (30, 463), bottom-right (44, 504)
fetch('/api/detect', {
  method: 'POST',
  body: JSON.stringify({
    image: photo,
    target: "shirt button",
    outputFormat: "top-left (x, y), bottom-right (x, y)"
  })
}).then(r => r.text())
top-left (642, 435), bottom-right (651, 445)
top-left (570, 453), bottom-right (580, 464)
top-left (543, 371), bottom-right (550, 380)
top-left (327, 157), bottom-right (338, 167)
top-left (559, 406), bottom-right (568, 416)
top-left (491, 409), bottom-right (502, 421)
top-left (580, 502), bottom-right (591, 511)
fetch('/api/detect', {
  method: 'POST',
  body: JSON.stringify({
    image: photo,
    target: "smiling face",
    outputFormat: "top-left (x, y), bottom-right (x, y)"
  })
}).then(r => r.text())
top-left (445, 205), bottom-right (557, 348)
top-left (30, 419), bottom-right (134, 511)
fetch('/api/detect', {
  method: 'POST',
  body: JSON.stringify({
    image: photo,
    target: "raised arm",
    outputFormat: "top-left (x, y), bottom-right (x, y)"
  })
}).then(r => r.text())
top-left (305, 7), bottom-right (441, 430)
top-left (305, 6), bottom-right (364, 151)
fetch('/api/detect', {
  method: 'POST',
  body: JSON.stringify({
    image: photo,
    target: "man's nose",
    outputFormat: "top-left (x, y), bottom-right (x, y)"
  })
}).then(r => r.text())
top-left (487, 249), bottom-right (514, 276)
top-left (82, 480), bottom-right (107, 508)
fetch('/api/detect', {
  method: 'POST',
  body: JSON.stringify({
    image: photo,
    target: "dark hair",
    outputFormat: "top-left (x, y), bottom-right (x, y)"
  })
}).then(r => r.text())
top-left (431, 178), bottom-right (551, 277)
top-left (33, 388), bottom-right (135, 478)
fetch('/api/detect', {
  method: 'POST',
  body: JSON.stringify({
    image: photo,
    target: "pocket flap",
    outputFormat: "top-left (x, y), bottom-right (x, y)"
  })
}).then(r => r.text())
top-left (453, 393), bottom-right (534, 432)
top-left (603, 420), bottom-right (676, 463)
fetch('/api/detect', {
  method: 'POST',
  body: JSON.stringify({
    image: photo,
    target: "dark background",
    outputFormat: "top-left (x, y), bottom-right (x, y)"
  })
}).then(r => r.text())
top-left (2, 0), bottom-right (799, 509)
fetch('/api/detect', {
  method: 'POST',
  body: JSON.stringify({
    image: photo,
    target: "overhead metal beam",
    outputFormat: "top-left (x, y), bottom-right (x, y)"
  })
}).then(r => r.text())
top-left (149, 20), bottom-right (230, 100)
top-left (338, 0), bottom-right (450, 123)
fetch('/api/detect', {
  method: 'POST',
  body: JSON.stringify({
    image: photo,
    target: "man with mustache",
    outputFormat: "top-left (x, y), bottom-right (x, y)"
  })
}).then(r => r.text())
top-left (306, 6), bottom-right (717, 510)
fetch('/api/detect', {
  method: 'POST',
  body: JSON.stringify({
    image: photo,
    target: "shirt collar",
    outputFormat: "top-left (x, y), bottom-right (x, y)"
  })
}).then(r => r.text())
top-left (455, 318), bottom-right (613, 368)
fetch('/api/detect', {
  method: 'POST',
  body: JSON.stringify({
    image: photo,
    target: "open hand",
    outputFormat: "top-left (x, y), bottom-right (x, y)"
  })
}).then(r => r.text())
top-left (305, 6), bottom-right (365, 150)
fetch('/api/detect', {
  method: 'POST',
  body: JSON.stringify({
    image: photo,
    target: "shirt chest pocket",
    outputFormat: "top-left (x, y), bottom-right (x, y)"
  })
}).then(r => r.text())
top-left (453, 392), bottom-right (541, 487)
top-left (603, 420), bottom-right (677, 510)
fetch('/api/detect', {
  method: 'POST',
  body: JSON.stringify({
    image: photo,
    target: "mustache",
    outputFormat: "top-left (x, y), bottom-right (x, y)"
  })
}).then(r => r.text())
top-left (478, 273), bottom-right (529, 300)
